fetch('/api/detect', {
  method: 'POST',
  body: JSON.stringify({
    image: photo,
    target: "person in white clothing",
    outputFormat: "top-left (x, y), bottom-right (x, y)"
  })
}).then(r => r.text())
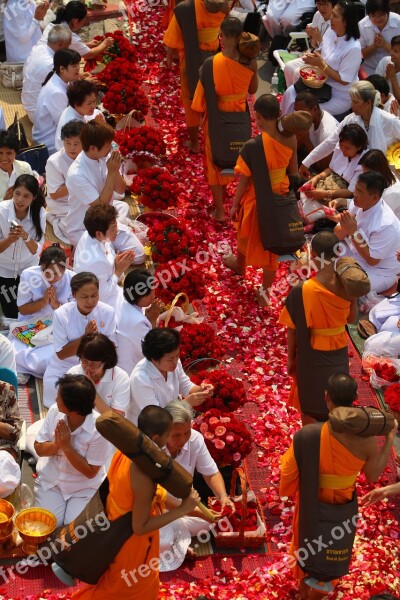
top-left (10, 245), bottom-right (74, 378)
top-left (68, 333), bottom-right (129, 415)
top-left (128, 328), bottom-right (214, 425)
top-left (358, 149), bottom-right (400, 219)
top-left (46, 119), bottom-right (84, 245)
top-left (117, 269), bottom-right (163, 376)
top-left (39, 1), bottom-right (114, 59)
top-left (42, 272), bottom-right (117, 408)
top-left (359, 0), bottom-right (400, 76)
top-left (55, 79), bottom-right (104, 151)
top-left (280, 0), bottom-right (362, 118)
top-left (0, 334), bottom-right (16, 373)
top-left (0, 175), bottom-right (46, 319)
top-left (0, 131), bottom-right (35, 202)
top-left (262, 0), bottom-right (316, 39)
top-left (376, 35), bottom-right (400, 100)
top-left (333, 172), bottom-right (400, 293)
top-left (299, 81), bottom-right (400, 178)
top-left (230, 0), bottom-right (256, 22)
top-left (73, 205), bottom-right (137, 311)
top-left (34, 374), bottom-right (110, 526)
top-left (22, 25), bottom-right (72, 123)
top-left (32, 48), bottom-right (81, 154)
top-left (4, 0), bottom-right (49, 62)
top-left (366, 74), bottom-right (399, 116)
top-left (65, 121), bottom-right (142, 254)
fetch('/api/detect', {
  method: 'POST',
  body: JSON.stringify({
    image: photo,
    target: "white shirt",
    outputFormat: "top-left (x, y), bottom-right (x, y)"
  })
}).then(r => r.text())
top-left (45, 148), bottom-right (74, 218)
top-left (116, 300), bottom-right (152, 375)
top-left (345, 199), bottom-right (400, 281)
top-left (35, 404), bottom-right (109, 499)
top-left (311, 11), bottom-right (331, 39)
top-left (359, 13), bottom-right (400, 75)
top-left (32, 73), bottom-right (68, 154)
top-left (128, 359), bottom-right (193, 425)
top-left (4, 0), bottom-right (42, 62)
top-left (329, 146), bottom-right (366, 192)
top-left (369, 294), bottom-right (400, 330)
top-left (17, 266), bottom-right (74, 321)
top-left (0, 334), bottom-right (16, 372)
top-left (303, 107), bottom-right (400, 168)
top-left (376, 56), bottom-right (400, 95)
top-left (73, 232), bottom-right (123, 310)
top-left (164, 429), bottom-right (218, 477)
top-left (309, 110), bottom-right (339, 149)
top-left (22, 43), bottom-right (54, 121)
top-left (55, 106), bottom-right (102, 151)
top-left (67, 364), bottom-right (130, 413)
top-left (0, 160), bottom-right (34, 202)
top-left (39, 22), bottom-right (90, 56)
top-left (320, 28), bottom-right (362, 99)
top-left (0, 201), bottom-right (46, 278)
top-left (382, 180), bottom-right (400, 219)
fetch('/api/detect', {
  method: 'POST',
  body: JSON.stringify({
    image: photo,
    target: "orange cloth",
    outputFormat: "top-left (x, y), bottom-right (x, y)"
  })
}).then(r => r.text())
top-left (162, 0), bottom-right (175, 29)
top-left (278, 278), bottom-right (351, 410)
top-left (280, 422), bottom-right (365, 583)
top-left (191, 52), bottom-right (253, 186)
top-left (72, 451), bottom-right (166, 600)
top-left (163, 0), bottom-right (225, 127)
top-left (234, 131), bottom-right (292, 269)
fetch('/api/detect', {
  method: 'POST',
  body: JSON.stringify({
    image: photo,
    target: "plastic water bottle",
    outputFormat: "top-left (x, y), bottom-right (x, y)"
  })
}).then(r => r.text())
top-left (271, 74), bottom-right (279, 94)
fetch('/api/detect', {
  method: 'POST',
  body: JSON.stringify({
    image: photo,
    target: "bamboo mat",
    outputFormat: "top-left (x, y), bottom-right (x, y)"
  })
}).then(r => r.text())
top-left (0, 85), bottom-right (33, 143)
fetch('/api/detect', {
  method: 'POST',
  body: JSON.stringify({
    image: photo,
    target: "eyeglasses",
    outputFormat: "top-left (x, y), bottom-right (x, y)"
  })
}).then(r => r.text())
top-left (81, 358), bottom-right (104, 369)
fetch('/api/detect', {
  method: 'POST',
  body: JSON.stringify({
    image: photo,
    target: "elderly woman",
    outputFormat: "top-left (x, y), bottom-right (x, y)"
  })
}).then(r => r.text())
top-left (0, 131), bottom-right (35, 202)
top-left (128, 328), bottom-right (214, 425)
top-left (299, 81), bottom-right (400, 178)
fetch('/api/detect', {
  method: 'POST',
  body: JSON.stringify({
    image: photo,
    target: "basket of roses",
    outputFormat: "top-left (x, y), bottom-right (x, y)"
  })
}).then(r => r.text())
top-left (383, 383), bottom-right (400, 423)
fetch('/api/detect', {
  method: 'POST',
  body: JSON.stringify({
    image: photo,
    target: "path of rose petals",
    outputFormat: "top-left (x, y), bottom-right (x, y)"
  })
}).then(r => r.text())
top-left (12, 7), bottom-right (399, 600)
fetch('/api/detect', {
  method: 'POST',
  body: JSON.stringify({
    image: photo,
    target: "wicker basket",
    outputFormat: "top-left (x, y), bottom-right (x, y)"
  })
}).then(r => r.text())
top-left (164, 292), bottom-right (190, 326)
top-left (209, 467), bottom-right (267, 549)
top-left (299, 66), bottom-right (327, 89)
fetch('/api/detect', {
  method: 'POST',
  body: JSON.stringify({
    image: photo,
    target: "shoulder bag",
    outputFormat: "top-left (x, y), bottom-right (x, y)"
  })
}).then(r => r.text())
top-left (8, 113), bottom-right (29, 153)
top-left (0, 62), bottom-right (24, 90)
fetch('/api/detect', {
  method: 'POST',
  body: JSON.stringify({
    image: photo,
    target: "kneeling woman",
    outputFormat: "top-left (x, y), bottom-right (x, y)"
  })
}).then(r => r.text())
top-left (72, 405), bottom-right (200, 600)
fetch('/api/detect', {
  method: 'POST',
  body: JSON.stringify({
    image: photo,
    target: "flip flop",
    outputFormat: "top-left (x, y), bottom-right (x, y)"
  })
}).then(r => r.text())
top-left (357, 319), bottom-right (377, 340)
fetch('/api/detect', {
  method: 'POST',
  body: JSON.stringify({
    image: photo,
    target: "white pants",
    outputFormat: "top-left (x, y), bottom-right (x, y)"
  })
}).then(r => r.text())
top-left (46, 213), bottom-right (70, 246)
top-left (280, 84), bottom-right (351, 118)
top-left (365, 270), bottom-right (398, 295)
top-left (263, 0), bottom-right (315, 37)
top-left (35, 482), bottom-right (95, 527)
top-left (113, 222), bottom-right (145, 262)
top-left (12, 338), bottom-right (55, 378)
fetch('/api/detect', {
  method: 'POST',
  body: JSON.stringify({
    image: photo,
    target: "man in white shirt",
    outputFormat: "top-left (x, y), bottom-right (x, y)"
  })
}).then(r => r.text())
top-left (376, 35), bottom-right (400, 101)
top-left (334, 171), bottom-right (400, 293)
top-left (34, 373), bottom-right (110, 526)
top-left (22, 24), bottom-right (71, 122)
top-left (359, 0), bottom-right (400, 76)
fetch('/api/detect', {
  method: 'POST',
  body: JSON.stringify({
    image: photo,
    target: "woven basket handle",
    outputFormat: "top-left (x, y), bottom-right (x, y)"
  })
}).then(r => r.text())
top-left (230, 466), bottom-right (248, 542)
top-left (164, 292), bottom-right (190, 327)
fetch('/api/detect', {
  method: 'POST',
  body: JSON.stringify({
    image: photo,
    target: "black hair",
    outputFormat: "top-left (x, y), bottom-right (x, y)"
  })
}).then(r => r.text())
top-left (254, 94), bottom-right (280, 120)
top-left (67, 79), bottom-right (97, 108)
top-left (138, 405), bottom-right (173, 438)
top-left (295, 90), bottom-right (319, 109)
top-left (43, 48), bottom-right (81, 86)
top-left (335, 0), bottom-right (361, 40)
top-left (311, 230), bottom-right (339, 260)
top-left (326, 373), bottom-right (357, 407)
top-left (77, 333), bottom-right (118, 370)
top-left (123, 268), bottom-right (154, 304)
top-left (39, 244), bottom-right (67, 269)
top-left (359, 149), bottom-right (396, 188)
top-left (366, 0), bottom-right (390, 15)
top-left (0, 130), bottom-right (20, 153)
top-left (13, 175), bottom-right (45, 241)
top-left (53, 0), bottom-right (87, 25)
top-left (56, 373), bottom-right (96, 416)
top-left (220, 16), bottom-right (243, 38)
top-left (61, 119), bottom-right (85, 140)
top-left (83, 204), bottom-right (117, 238)
top-left (70, 272), bottom-right (99, 294)
top-left (142, 328), bottom-right (180, 361)
top-left (357, 171), bottom-right (385, 197)
top-left (366, 74), bottom-right (390, 97)
top-left (338, 123), bottom-right (368, 153)
top-left (391, 34), bottom-right (400, 47)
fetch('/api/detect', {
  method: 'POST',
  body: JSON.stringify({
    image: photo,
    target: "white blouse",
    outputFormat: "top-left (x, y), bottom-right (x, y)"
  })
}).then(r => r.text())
top-left (17, 265), bottom-right (75, 320)
top-left (45, 148), bottom-right (74, 218)
top-left (329, 146), bottom-right (366, 192)
top-left (0, 161), bottom-right (35, 202)
top-left (55, 106), bottom-right (103, 152)
top-left (67, 364), bottom-right (130, 414)
top-left (320, 28), bottom-right (362, 98)
top-left (4, 0), bottom-right (42, 62)
top-left (39, 22), bottom-right (90, 56)
top-left (116, 300), bottom-right (152, 375)
top-left (32, 73), bottom-right (68, 154)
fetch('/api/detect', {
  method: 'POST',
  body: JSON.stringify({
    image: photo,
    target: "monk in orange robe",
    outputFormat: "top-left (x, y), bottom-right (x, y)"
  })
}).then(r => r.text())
top-left (225, 94), bottom-right (297, 304)
top-left (72, 407), bottom-right (199, 600)
top-left (279, 231), bottom-right (358, 425)
top-left (192, 17), bottom-right (258, 222)
top-left (163, 0), bottom-right (229, 153)
top-left (162, 0), bottom-right (176, 29)
top-left (280, 372), bottom-right (397, 599)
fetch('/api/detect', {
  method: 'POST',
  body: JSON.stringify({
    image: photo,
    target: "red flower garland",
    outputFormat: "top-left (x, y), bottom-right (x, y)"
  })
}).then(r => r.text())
top-left (102, 82), bottom-right (149, 116)
top-left (190, 367), bottom-right (247, 412)
top-left (193, 408), bottom-right (253, 467)
top-left (115, 126), bottom-right (166, 159)
top-left (131, 168), bottom-right (181, 212)
top-left (178, 322), bottom-right (225, 365)
top-left (154, 259), bottom-right (206, 305)
top-left (384, 383), bottom-right (400, 412)
top-left (97, 57), bottom-right (142, 87)
top-left (147, 216), bottom-right (197, 262)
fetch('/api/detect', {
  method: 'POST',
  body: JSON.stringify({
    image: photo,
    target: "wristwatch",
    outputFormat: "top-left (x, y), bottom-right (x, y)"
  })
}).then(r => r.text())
top-left (24, 234), bottom-right (31, 243)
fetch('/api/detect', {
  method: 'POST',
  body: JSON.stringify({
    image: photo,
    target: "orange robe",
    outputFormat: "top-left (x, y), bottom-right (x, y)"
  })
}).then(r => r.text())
top-left (72, 451), bottom-right (166, 600)
top-left (235, 132), bottom-right (293, 269)
top-left (191, 52), bottom-right (253, 186)
top-left (279, 278), bottom-right (351, 410)
top-left (280, 422), bottom-right (365, 583)
top-left (163, 0), bottom-right (225, 127)
top-left (162, 0), bottom-right (175, 29)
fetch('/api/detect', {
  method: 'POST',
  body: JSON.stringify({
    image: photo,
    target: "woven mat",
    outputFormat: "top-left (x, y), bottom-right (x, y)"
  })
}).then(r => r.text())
top-left (0, 85), bottom-right (33, 141)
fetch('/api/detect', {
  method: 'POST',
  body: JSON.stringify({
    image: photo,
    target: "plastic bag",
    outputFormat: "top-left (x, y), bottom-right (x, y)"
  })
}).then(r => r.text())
top-left (362, 353), bottom-right (400, 389)
top-left (364, 331), bottom-right (400, 359)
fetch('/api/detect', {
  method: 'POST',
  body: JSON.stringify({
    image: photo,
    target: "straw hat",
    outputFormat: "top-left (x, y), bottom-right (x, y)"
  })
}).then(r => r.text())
top-left (159, 520), bottom-right (192, 572)
top-left (277, 110), bottom-right (313, 137)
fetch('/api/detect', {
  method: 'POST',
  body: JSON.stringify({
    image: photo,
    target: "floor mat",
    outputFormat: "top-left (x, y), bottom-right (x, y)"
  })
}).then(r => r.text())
top-left (17, 383), bottom-right (34, 426)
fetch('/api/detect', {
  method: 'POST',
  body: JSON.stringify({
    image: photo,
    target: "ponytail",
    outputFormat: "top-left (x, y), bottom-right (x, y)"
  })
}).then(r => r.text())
top-left (13, 175), bottom-right (46, 241)
top-left (42, 48), bottom-right (81, 86)
top-left (52, 0), bottom-right (87, 25)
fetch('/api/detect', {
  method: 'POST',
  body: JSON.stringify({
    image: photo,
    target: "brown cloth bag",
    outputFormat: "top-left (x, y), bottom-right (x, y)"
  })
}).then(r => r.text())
top-left (329, 405), bottom-right (395, 437)
top-left (335, 257), bottom-right (371, 298)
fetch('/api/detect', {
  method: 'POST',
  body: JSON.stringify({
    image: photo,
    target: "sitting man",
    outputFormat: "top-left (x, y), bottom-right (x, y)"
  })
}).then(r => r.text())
top-left (334, 171), bottom-right (400, 294)
top-left (281, 372), bottom-right (398, 599)
top-left (262, 0), bottom-right (316, 39)
top-left (376, 34), bottom-right (400, 102)
top-left (0, 381), bottom-right (22, 498)
top-left (359, 0), bottom-right (400, 77)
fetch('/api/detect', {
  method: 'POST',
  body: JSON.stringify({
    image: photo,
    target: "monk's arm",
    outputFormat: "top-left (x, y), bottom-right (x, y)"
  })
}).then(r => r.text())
top-left (248, 59), bottom-right (259, 95)
top-left (287, 327), bottom-right (296, 375)
top-left (287, 136), bottom-right (298, 176)
top-left (231, 174), bottom-right (250, 214)
top-left (347, 298), bottom-right (358, 324)
top-left (280, 443), bottom-right (299, 497)
top-left (362, 424), bottom-right (397, 482)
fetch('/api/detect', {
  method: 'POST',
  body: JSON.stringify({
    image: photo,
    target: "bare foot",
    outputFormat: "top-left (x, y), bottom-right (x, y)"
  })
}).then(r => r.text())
top-left (184, 139), bottom-right (199, 154)
top-left (224, 254), bottom-right (245, 275)
top-left (211, 209), bottom-right (226, 223)
top-left (255, 286), bottom-right (271, 308)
